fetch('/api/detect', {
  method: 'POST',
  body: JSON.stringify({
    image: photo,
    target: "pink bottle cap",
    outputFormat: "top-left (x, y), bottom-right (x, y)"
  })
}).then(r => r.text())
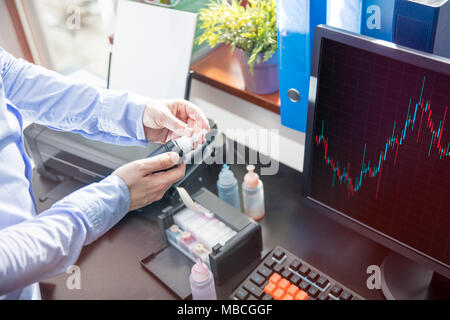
top-left (182, 232), bottom-right (191, 241)
top-left (244, 165), bottom-right (259, 189)
top-left (191, 258), bottom-right (210, 283)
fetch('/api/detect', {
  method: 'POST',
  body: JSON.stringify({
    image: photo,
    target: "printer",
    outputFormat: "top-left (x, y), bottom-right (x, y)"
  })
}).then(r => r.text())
top-left (23, 119), bottom-right (222, 200)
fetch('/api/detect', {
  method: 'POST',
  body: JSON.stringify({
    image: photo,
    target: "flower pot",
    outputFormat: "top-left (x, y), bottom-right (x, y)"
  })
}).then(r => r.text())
top-left (236, 49), bottom-right (279, 95)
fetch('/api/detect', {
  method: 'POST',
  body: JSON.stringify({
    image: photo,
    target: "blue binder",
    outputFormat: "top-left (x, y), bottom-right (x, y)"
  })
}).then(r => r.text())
top-left (393, 0), bottom-right (450, 58)
top-left (361, 0), bottom-right (395, 41)
top-left (277, 0), bottom-right (327, 132)
top-left (327, 0), bottom-right (395, 41)
top-left (277, 0), bottom-right (396, 132)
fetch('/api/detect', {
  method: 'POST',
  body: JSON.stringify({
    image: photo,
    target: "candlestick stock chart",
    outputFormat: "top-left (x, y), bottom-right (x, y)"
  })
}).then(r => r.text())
top-left (309, 39), bottom-right (450, 265)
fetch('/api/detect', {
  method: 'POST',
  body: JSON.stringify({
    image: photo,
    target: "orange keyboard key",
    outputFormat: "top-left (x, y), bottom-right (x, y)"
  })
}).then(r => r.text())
top-left (295, 290), bottom-right (309, 300)
top-left (269, 273), bottom-right (282, 285)
top-left (282, 294), bottom-right (294, 300)
top-left (287, 284), bottom-right (300, 297)
top-left (278, 278), bottom-right (290, 291)
top-left (273, 288), bottom-right (286, 300)
top-left (264, 282), bottom-right (277, 296)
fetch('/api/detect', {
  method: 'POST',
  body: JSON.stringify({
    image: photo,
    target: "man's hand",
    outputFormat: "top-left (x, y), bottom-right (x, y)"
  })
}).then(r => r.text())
top-left (143, 99), bottom-right (210, 144)
top-left (112, 152), bottom-right (186, 211)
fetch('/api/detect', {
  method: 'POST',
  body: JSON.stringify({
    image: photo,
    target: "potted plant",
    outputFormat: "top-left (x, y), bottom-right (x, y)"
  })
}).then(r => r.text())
top-left (197, 0), bottom-right (279, 95)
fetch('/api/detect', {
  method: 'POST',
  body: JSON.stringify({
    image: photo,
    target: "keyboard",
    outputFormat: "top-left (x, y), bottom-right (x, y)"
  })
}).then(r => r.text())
top-left (230, 246), bottom-right (364, 300)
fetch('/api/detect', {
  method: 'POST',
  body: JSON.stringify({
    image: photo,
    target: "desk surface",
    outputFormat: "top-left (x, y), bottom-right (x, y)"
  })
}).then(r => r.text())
top-left (35, 151), bottom-right (387, 300)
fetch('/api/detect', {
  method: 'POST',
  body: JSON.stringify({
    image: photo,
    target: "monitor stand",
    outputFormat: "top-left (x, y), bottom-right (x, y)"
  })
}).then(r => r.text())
top-left (381, 252), bottom-right (450, 300)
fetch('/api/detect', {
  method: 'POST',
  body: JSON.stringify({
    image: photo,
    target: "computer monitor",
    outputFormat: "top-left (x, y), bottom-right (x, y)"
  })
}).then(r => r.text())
top-left (302, 25), bottom-right (450, 299)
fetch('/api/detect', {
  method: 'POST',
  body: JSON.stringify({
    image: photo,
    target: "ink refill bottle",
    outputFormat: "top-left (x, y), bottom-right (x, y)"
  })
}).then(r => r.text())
top-left (147, 130), bottom-right (206, 161)
top-left (189, 259), bottom-right (217, 300)
top-left (242, 165), bottom-right (265, 220)
top-left (217, 164), bottom-right (241, 210)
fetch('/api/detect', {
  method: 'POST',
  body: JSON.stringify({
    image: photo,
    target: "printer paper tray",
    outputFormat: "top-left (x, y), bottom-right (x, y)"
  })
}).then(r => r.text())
top-left (140, 245), bottom-right (194, 300)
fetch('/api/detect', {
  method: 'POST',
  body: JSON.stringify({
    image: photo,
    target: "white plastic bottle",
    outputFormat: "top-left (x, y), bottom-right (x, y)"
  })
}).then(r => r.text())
top-left (189, 258), bottom-right (217, 300)
top-left (242, 165), bottom-right (265, 220)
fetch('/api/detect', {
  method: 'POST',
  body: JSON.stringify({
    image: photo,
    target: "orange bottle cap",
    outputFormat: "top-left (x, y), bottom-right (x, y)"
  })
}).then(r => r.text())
top-left (244, 165), bottom-right (260, 189)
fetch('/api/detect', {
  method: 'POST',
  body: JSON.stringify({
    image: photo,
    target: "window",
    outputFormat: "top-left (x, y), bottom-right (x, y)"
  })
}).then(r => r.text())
top-left (19, 0), bottom-right (115, 80)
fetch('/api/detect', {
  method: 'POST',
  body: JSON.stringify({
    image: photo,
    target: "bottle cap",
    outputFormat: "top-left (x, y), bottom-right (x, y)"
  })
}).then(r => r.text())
top-left (169, 225), bottom-right (180, 233)
top-left (175, 136), bottom-right (193, 156)
top-left (194, 243), bottom-right (208, 254)
top-left (244, 165), bottom-right (260, 189)
top-left (218, 164), bottom-right (236, 186)
top-left (182, 232), bottom-right (191, 240)
top-left (191, 258), bottom-right (210, 283)
top-left (175, 129), bottom-right (207, 155)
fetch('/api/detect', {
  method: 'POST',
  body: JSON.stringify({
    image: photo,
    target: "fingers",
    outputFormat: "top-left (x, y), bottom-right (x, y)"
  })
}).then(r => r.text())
top-left (184, 101), bottom-right (209, 147)
top-left (145, 99), bottom-right (209, 145)
top-left (152, 163), bottom-right (186, 184)
top-left (112, 154), bottom-right (186, 211)
top-left (163, 111), bottom-right (194, 137)
top-left (183, 100), bottom-right (210, 132)
top-left (133, 163), bottom-right (185, 209)
top-left (141, 164), bottom-right (186, 204)
top-left (192, 120), bottom-right (205, 148)
top-left (135, 152), bottom-right (180, 175)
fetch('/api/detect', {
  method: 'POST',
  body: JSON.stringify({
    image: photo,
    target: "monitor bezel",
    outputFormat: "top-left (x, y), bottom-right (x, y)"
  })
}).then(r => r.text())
top-left (301, 25), bottom-right (450, 278)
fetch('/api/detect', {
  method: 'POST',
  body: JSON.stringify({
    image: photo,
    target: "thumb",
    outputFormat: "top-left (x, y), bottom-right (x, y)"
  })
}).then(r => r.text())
top-left (163, 112), bottom-right (194, 137)
top-left (138, 152), bottom-right (180, 174)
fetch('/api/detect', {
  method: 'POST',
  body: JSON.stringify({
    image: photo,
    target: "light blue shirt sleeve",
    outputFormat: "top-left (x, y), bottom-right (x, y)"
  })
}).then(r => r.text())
top-left (0, 48), bottom-right (148, 146)
top-left (0, 48), bottom-right (146, 297)
top-left (0, 175), bottom-right (130, 296)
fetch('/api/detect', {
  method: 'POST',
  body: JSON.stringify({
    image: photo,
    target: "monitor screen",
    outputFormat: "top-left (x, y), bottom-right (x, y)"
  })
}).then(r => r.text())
top-left (307, 38), bottom-right (450, 267)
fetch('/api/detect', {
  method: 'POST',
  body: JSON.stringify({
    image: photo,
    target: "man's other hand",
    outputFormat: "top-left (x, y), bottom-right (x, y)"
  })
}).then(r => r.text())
top-left (143, 99), bottom-right (210, 144)
top-left (112, 152), bottom-right (186, 211)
